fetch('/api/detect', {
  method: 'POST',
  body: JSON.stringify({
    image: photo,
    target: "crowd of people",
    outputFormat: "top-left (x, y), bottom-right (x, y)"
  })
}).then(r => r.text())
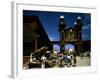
top-left (23, 49), bottom-right (90, 69)
top-left (28, 51), bottom-right (77, 68)
top-left (51, 53), bottom-right (77, 68)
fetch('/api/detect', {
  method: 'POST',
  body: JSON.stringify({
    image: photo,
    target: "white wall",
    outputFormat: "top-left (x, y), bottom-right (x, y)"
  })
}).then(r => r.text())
top-left (0, 0), bottom-right (99, 80)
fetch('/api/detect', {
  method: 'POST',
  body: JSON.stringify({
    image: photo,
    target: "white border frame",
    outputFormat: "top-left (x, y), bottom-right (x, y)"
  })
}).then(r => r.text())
top-left (11, 1), bottom-right (97, 78)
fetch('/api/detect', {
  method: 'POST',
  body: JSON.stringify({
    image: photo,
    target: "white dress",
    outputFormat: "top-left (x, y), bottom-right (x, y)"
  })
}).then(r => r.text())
top-left (41, 56), bottom-right (46, 68)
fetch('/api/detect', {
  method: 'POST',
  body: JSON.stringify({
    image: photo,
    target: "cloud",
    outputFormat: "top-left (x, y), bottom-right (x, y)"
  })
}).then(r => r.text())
top-left (49, 36), bottom-right (55, 41)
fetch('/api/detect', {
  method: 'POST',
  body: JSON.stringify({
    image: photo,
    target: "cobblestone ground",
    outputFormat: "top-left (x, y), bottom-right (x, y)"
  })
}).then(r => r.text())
top-left (76, 56), bottom-right (91, 67)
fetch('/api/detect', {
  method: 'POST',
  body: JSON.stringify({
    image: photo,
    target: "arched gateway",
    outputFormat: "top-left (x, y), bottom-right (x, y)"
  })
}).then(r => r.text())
top-left (50, 16), bottom-right (83, 56)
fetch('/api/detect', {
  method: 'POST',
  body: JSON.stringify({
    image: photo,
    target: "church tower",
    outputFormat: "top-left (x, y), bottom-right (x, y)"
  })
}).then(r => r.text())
top-left (59, 15), bottom-right (66, 54)
top-left (74, 16), bottom-right (83, 55)
top-left (74, 16), bottom-right (83, 40)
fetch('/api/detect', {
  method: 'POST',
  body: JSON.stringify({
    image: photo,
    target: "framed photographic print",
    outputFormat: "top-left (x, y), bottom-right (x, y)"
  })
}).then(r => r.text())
top-left (11, 1), bottom-right (97, 78)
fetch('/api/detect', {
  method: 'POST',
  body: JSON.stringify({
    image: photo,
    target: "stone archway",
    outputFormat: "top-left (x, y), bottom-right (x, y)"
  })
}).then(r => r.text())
top-left (53, 44), bottom-right (60, 53)
top-left (64, 44), bottom-right (75, 54)
top-left (65, 44), bottom-right (75, 50)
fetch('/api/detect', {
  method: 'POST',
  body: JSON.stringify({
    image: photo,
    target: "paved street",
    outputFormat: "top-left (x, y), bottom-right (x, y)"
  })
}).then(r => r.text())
top-left (76, 56), bottom-right (91, 67)
top-left (23, 56), bottom-right (91, 69)
top-left (53, 56), bottom-right (91, 68)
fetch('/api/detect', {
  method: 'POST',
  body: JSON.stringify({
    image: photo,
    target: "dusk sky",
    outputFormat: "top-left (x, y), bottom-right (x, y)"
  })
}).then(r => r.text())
top-left (23, 10), bottom-right (91, 51)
